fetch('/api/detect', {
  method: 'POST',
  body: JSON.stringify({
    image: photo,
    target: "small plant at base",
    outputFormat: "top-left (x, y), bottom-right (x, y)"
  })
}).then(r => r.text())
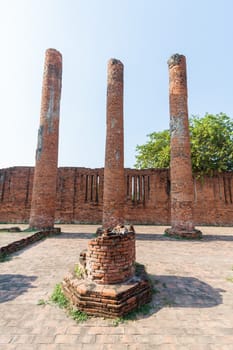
top-left (137, 303), bottom-right (152, 315)
top-left (0, 253), bottom-right (11, 263)
top-left (134, 262), bottom-right (144, 275)
top-left (50, 283), bottom-right (89, 323)
top-left (69, 308), bottom-right (88, 322)
top-left (162, 297), bottom-right (173, 307)
top-left (74, 264), bottom-right (85, 279)
top-left (23, 227), bottom-right (38, 232)
top-left (50, 283), bottom-right (69, 308)
top-left (37, 299), bottom-right (47, 305)
top-left (152, 287), bottom-right (160, 294)
top-left (164, 231), bottom-right (202, 241)
top-left (164, 232), bottom-right (186, 240)
top-left (147, 275), bottom-right (160, 295)
top-left (113, 303), bottom-right (153, 325)
top-left (112, 317), bottom-right (124, 326)
top-left (226, 277), bottom-right (233, 283)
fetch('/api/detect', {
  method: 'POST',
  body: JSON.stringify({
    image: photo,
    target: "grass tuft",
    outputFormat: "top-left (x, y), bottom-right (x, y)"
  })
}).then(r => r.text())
top-left (112, 302), bottom-right (153, 326)
top-left (226, 277), bottom-right (233, 283)
top-left (69, 308), bottom-right (88, 322)
top-left (50, 283), bottom-right (69, 308)
top-left (23, 227), bottom-right (38, 233)
top-left (0, 253), bottom-right (11, 263)
top-left (49, 283), bottom-right (89, 323)
top-left (74, 264), bottom-right (85, 279)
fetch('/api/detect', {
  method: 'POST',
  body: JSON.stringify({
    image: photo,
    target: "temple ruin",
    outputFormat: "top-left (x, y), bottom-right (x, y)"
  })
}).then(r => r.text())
top-left (1, 49), bottom-right (232, 316)
top-left (0, 50), bottom-right (232, 229)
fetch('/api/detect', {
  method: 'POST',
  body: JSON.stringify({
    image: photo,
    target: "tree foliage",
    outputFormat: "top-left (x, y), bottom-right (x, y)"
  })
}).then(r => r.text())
top-left (189, 113), bottom-right (233, 175)
top-left (135, 130), bottom-right (170, 169)
top-left (135, 113), bottom-right (233, 176)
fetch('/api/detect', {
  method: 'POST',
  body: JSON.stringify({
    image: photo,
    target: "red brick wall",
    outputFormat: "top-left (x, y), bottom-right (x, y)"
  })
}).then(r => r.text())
top-left (55, 167), bottom-right (104, 223)
top-left (0, 167), bottom-right (34, 223)
top-left (0, 166), bottom-right (233, 226)
top-left (124, 168), bottom-right (170, 225)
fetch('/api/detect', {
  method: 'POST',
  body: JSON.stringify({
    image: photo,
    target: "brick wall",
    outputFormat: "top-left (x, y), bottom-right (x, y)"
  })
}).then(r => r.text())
top-left (0, 167), bottom-right (33, 223)
top-left (0, 166), bottom-right (232, 226)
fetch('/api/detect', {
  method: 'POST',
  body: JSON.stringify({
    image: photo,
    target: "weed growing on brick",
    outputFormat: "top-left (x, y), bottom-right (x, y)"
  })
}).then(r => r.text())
top-left (69, 308), bottom-right (88, 322)
top-left (74, 264), bottom-right (85, 279)
top-left (0, 253), bottom-right (11, 263)
top-left (49, 283), bottom-right (89, 323)
top-left (112, 302), bottom-right (153, 326)
top-left (50, 283), bottom-right (69, 308)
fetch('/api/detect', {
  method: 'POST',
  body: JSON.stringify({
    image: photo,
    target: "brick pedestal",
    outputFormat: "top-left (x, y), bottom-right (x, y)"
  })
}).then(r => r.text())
top-left (102, 59), bottom-right (125, 229)
top-left (62, 264), bottom-right (151, 318)
top-left (63, 228), bottom-right (152, 317)
top-left (165, 54), bottom-right (202, 239)
top-left (29, 49), bottom-right (62, 230)
top-left (86, 232), bottom-right (136, 284)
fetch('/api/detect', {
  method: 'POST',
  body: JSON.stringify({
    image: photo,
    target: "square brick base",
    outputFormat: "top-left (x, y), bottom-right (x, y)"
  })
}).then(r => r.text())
top-left (164, 227), bottom-right (202, 239)
top-left (62, 266), bottom-right (152, 318)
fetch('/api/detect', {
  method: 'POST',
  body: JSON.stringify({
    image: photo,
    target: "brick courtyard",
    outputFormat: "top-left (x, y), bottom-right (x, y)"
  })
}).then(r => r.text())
top-left (1, 224), bottom-right (233, 349)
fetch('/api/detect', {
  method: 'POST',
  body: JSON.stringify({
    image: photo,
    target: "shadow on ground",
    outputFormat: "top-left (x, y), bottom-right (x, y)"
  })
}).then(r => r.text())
top-left (0, 274), bottom-right (37, 303)
top-left (149, 274), bottom-right (224, 312)
top-left (57, 233), bottom-right (95, 240)
top-left (56, 232), bottom-right (233, 242)
top-left (123, 274), bottom-right (225, 322)
top-left (136, 233), bottom-right (233, 242)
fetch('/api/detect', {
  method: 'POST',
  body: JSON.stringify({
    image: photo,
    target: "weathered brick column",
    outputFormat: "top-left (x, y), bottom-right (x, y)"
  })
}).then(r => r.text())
top-left (62, 58), bottom-right (152, 318)
top-left (165, 54), bottom-right (202, 239)
top-left (102, 59), bottom-right (125, 229)
top-left (29, 49), bottom-right (62, 230)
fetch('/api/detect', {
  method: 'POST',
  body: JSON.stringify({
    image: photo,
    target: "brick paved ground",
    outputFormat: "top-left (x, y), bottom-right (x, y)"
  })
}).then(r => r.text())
top-left (0, 224), bottom-right (233, 349)
top-left (0, 225), bottom-right (30, 247)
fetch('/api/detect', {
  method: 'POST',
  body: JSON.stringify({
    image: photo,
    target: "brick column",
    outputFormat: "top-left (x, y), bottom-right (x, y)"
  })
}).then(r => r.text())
top-left (165, 54), bottom-right (202, 239)
top-left (102, 59), bottom-right (125, 229)
top-left (29, 49), bottom-right (62, 230)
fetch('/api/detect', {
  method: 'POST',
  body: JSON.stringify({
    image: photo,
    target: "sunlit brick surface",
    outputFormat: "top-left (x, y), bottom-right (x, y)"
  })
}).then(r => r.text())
top-left (29, 49), bottom-right (62, 229)
top-left (102, 59), bottom-right (125, 229)
top-left (166, 54), bottom-right (201, 238)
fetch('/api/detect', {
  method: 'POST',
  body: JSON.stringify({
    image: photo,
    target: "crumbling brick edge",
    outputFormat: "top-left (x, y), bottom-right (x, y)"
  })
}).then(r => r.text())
top-left (62, 263), bottom-right (152, 318)
top-left (0, 228), bottom-right (61, 259)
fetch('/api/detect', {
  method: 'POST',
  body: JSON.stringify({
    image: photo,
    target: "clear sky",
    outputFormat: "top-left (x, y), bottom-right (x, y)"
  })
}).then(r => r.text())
top-left (0, 0), bottom-right (233, 169)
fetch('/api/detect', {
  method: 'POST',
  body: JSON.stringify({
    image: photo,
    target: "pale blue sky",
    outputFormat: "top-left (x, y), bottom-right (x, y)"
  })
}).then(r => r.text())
top-left (0, 0), bottom-right (232, 169)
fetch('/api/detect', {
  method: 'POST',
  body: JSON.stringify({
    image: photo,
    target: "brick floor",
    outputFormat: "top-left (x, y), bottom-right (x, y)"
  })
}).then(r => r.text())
top-left (0, 224), bottom-right (233, 349)
top-left (0, 224), bottom-right (30, 246)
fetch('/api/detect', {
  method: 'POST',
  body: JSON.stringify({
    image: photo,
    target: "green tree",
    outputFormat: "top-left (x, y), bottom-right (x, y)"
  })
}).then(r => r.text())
top-left (135, 113), bottom-right (233, 176)
top-left (189, 113), bottom-right (233, 175)
top-left (135, 129), bottom-right (170, 169)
